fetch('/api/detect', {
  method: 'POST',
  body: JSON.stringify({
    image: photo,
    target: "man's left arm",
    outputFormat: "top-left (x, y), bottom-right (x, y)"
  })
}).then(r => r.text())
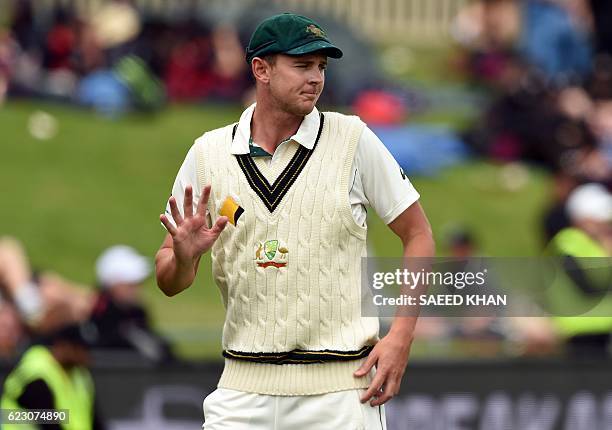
top-left (354, 202), bottom-right (434, 406)
top-left (348, 125), bottom-right (435, 405)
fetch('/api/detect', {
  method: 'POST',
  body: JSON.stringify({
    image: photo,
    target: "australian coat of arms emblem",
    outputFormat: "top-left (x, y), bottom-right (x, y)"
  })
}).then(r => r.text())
top-left (306, 24), bottom-right (325, 38)
top-left (255, 240), bottom-right (288, 268)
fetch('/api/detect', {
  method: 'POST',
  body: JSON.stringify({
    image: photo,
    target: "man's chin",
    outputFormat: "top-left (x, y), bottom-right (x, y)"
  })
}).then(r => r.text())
top-left (296, 101), bottom-right (317, 116)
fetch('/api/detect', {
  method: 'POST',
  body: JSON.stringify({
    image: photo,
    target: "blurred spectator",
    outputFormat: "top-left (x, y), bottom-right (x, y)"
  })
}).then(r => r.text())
top-left (89, 245), bottom-right (174, 363)
top-left (208, 24), bottom-right (250, 100)
top-left (559, 183), bottom-right (612, 254)
top-left (44, 7), bottom-right (76, 71)
top-left (447, 228), bottom-right (478, 259)
top-left (445, 229), bottom-right (507, 345)
top-left (72, 1), bottom-right (162, 115)
top-left (73, 18), bottom-right (105, 75)
top-left (546, 183), bottom-right (612, 357)
top-left (0, 323), bottom-right (105, 430)
top-left (453, 0), bottom-right (593, 86)
top-left (163, 20), bottom-right (214, 102)
top-left (414, 228), bottom-right (509, 357)
top-left (521, 0), bottom-right (592, 84)
top-left (0, 237), bottom-right (96, 333)
top-left (0, 237), bottom-right (46, 327)
top-left (9, 0), bottom-right (38, 52)
top-left (91, 0), bottom-right (141, 64)
top-left (41, 7), bottom-right (80, 99)
top-left (77, 55), bottom-right (165, 116)
top-left (164, 22), bottom-right (248, 102)
top-left (0, 300), bottom-right (26, 362)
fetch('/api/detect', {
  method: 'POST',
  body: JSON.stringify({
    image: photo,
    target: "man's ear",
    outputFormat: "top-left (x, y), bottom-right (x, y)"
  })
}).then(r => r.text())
top-left (252, 57), bottom-right (271, 84)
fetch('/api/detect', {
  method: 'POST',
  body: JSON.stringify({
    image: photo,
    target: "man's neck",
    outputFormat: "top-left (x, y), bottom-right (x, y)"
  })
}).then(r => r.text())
top-left (251, 103), bottom-right (304, 154)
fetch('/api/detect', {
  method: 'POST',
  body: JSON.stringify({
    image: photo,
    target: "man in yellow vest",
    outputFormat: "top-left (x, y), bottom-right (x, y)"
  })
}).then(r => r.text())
top-left (1, 324), bottom-right (104, 430)
top-left (156, 12), bottom-right (434, 430)
top-left (547, 183), bottom-right (612, 357)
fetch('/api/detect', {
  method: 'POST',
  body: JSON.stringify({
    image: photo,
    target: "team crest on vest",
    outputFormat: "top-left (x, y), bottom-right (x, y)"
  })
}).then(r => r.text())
top-left (255, 240), bottom-right (288, 268)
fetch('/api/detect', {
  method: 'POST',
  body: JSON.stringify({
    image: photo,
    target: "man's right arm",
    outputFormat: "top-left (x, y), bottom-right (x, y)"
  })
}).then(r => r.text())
top-left (155, 142), bottom-right (204, 297)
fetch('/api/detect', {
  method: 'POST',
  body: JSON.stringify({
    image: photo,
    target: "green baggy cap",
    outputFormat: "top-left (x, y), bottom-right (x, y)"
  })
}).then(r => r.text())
top-left (246, 13), bottom-right (343, 64)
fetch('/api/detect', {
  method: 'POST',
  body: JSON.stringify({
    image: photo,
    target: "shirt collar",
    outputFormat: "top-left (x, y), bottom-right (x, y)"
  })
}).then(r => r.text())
top-left (231, 103), bottom-right (320, 155)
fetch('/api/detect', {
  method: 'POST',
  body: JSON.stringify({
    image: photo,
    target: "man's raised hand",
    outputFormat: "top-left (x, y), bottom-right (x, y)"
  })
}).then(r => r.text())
top-left (160, 185), bottom-right (228, 265)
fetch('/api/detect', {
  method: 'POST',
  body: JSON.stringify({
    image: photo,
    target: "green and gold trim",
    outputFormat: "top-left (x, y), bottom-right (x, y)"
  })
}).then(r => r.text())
top-left (231, 113), bottom-right (324, 212)
top-left (222, 344), bottom-right (373, 365)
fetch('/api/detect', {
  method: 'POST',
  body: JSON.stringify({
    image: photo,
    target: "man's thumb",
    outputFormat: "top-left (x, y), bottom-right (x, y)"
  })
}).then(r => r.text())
top-left (211, 216), bottom-right (229, 235)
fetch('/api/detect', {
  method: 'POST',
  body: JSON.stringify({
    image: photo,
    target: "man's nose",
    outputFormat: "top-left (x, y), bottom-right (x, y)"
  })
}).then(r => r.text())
top-left (308, 68), bottom-right (324, 85)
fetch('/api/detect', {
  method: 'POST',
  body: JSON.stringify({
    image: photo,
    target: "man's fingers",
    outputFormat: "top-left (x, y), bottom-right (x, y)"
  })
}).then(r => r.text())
top-left (354, 351), bottom-right (377, 377)
top-left (183, 186), bottom-right (194, 219)
top-left (360, 371), bottom-right (385, 403)
top-left (160, 214), bottom-right (177, 236)
top-left (210, 216), bottom-right (229, 235)
top-left (168, 197), bottom-right (183, 225)
top-left (197, 185), bottom-right (212, 216)
top-left (370, 374), bottom-right (398, 406)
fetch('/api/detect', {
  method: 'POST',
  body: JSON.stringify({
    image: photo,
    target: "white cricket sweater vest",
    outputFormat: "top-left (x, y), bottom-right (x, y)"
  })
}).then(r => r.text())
top-left (195, 112), bottom-right (379, 395)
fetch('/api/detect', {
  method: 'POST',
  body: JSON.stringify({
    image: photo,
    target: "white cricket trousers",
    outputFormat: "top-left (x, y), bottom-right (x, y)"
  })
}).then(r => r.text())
top-left (202, 388), bottom-right (387, 430)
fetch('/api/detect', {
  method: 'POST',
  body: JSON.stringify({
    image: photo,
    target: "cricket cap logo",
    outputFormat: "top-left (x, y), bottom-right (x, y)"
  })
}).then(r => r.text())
top-left (306, 24), bottom-right (325, 38)
top-left (255, 240), bottom-right (288, 268)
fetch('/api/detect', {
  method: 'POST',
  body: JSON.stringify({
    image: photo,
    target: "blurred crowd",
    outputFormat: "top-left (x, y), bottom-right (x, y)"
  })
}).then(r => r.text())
top-left (0, 237), bottom-right (173, 365)
top-left (0, 0), bottom-right (252, 114)
top-left (0, 0), bottom-right (385, 115)
top-left (452, 0), bottom-right (612, 242)
top-left (412, 0), bottom-right (612, 358)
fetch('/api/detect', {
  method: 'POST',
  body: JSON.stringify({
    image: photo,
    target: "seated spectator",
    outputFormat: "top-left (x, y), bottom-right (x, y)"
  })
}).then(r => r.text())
top-left (90, 245), bottom-right (174, 363)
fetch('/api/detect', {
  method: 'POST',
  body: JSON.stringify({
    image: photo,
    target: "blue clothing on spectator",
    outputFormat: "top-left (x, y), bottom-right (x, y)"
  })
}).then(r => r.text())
top-left (520, 0), bottom-right (592, 83)
top-left (76, 71), bottom-right (131, 117)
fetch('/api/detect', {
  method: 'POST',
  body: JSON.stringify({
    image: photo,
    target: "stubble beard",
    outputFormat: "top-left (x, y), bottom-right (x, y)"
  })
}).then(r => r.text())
top-left (270, 84), bottom-right (320, 117)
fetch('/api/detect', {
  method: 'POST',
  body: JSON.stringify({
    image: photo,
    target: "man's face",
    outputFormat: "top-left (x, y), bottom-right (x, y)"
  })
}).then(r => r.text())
top-left (110, 282), bottom-right (141, 305)
top-left (266, 53), bottom-right (327, 116)
top-left (55, 341), bottom-right (91, 368)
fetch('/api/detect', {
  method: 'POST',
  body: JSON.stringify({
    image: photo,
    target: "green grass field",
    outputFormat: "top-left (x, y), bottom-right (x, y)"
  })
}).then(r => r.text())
top-left (0, 101), bottom-right (552, 358)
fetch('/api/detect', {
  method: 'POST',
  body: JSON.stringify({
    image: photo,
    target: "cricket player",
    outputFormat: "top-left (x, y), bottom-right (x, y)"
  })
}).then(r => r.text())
top-left (156, 13), bottom-right (435, 429)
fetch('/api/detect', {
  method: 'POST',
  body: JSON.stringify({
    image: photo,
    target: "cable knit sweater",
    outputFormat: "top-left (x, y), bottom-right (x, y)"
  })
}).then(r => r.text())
top-left (195, 112), bottom-right (379, 395)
